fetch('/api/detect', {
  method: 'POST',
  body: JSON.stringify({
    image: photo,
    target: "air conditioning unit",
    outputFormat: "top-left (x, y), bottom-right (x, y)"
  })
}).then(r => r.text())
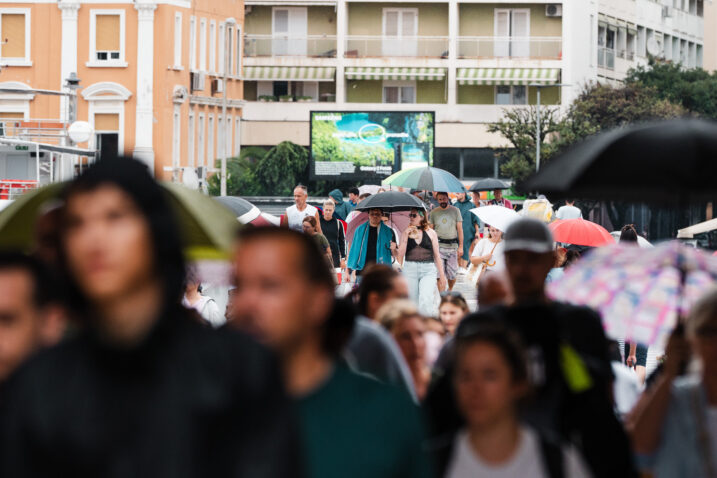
top-left (211, 78), bottom-right (224, 95)
top-left (546, 4), bottom-right (563, 17)
top-left (190, 72), bottom-right (205, 92)
top-left (662, 6), bottom-right (673, 18)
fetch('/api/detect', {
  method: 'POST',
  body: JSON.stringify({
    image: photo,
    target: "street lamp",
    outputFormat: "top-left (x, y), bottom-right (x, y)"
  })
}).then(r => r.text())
top-left (528, 83), bottom-right (570, 172)
top-left (221, 17), bottom-right (237, 197)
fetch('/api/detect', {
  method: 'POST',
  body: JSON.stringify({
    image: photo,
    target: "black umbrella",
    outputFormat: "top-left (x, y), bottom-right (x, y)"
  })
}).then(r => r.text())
top-left (523, 118), bottom-right (717, 205)
top-left (355, 191), bottom-right (426, 211)
top-left (469, 178), bottom-right (510, 192)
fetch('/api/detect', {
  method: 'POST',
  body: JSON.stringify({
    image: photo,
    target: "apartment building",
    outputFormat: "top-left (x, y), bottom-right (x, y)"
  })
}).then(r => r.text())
top-left (0, 0), bottom-right (243, 185)
top-left (241, 0), bottom-right (704, 181)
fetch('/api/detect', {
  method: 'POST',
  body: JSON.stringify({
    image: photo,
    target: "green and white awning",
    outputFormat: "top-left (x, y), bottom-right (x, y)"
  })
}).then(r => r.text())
top-left (345, 67), bottom-right (446, 81)
top-left (244, 66), bottom-right (336, 81)
top-left (457, 68), bottom-right (560, 85)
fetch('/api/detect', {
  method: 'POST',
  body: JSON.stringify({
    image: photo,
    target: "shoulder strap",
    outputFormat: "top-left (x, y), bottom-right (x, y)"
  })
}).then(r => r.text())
top-left (538, 433), bottom-right (564, 478)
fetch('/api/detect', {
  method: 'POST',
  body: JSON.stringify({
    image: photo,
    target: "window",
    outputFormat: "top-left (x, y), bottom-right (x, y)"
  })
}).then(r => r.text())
top-left (207, 115), bottom-right (215, 165)
top-left (382, 8), bottom-right (417, 56)
top-left (199, 18), bottom-right (207, 71)
top-left (236, 26), bottom-right (242, 76)
top-left (172, 105), bottom-right (181, 170)
top-left (227, 25), bottom-right (234, 75)
top-left (188, 111), bottom-right (195, 167)
top-left (173, 13), bottom-right (182, 68)
top-left (226, 115), bottom-right (233, 157)
top-left (495, 85), bottom-right (526, 105)
top-left (383, 81), bottom-right (415, 103)
top-left (189, 16), bottom-right (196, 71)
top-left (94, 113), bottom-right (120, 157)
top-left (218, 23), bottom-right (225, 74)
top-left (0, 11), bottom-right (30, 64)
top-left (217, 117), bottom-right (225, 159)
top-left (90, 11), bottom-right (125, 66)
top-left (198, 113), bottom-right (205, 168)
top-left (234, 117), bottom-right (241, 156)
top-left (494, 9), bottom-right (529, 57)
top-left (272, 8), bottom-right (307, 56)
top-left (209, 20), bottom-right (216, 73)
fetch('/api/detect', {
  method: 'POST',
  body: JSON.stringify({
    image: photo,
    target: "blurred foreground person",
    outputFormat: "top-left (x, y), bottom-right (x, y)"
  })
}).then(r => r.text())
top-left (0, 158), bottom-right (299, 478)
top-left (378, 300), bottom-right (431, 401)
top-left (437, 322), bottom-right (591, 478)
top-left (438, 293), bottom-right (469, 336)
top-left (629, 289), bottom-right (717, 478)
top-left (231, 228), bottom-right (432, 478)
top-left (0, 252), bottom-right (66, 386)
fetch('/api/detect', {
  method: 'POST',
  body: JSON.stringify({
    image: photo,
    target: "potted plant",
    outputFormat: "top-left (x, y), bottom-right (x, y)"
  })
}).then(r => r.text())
top-left (297, 96), bottom-right (313, 103)
top-left (279, 95), bottom-right (294, 102)
top-left (258, 95), bottom-right (277, 102)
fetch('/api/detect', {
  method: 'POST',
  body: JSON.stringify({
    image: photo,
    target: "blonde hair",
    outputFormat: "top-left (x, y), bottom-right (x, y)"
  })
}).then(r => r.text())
top-left (323, 199), bottom-right (335, 209)
top-left (688, 287), bottom-right (717, 337)
top-left (376, 299), bottom-right (423, 332)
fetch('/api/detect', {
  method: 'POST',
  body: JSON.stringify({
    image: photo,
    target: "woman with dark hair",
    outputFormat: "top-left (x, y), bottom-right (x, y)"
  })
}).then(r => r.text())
top-left (398, 207), bottom-right (446, 317)
top-left (439, 321), bottom-right (592, 478)
top-left (620, 224), bottom-right (648, 384)
top-left (303, 215), bottom-right (333, 265)
top-left (0, 158), bottom-right (300, 478)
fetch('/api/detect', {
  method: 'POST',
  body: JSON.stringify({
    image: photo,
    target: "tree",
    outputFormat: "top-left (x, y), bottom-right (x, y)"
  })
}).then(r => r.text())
top-left (208, 146), bottom-right (267, 196)
top-left (253, 141), bottom-right (310, 196)
top-left (487, 105), bottom-right (562, 183)
top-left (625, 61), bottom-right (717, 118)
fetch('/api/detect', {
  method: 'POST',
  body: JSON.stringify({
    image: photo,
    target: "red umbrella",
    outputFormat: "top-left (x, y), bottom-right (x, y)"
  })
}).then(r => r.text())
top-left (548, 218), bottom-right (615, 247)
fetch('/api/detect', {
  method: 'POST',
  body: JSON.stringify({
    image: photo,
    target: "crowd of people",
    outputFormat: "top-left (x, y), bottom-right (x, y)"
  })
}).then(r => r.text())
top-left (0, 157), bottom-right (715, 478)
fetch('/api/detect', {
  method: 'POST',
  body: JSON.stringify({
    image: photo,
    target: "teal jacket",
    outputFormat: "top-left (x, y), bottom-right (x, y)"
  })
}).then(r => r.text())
top-left (329, 189), bottom-right (353, 221)
top-left (348, 222), bottom-right (393, 271)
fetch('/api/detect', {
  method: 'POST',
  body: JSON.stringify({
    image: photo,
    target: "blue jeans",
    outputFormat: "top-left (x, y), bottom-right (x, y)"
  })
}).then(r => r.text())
top-left (403, 261), bottom-right (438, 317)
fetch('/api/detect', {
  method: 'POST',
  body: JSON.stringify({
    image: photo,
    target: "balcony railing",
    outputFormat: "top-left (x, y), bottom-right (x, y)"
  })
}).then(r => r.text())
top-left (344, 36), bottom-right (449, 58)
top-left (0, 118), bottom-right (67, 144)
top-left (457, 37), bottom-right (562, 59)
top-left (244, 34), bottom-right (337, 58)
top-left (598, 47), bottom-right (615, 69)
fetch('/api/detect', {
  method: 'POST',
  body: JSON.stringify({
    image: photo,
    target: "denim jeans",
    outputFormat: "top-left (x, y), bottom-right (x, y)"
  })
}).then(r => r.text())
top-left (403, 261), bottom-right (438, 317)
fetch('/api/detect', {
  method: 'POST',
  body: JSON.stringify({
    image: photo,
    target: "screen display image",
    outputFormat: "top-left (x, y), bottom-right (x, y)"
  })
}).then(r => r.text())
top-left (310, 111), bottom-right (434, 180)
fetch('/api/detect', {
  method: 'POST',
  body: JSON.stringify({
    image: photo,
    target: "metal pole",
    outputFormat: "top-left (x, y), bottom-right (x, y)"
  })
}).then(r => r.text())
top-left (221, 19), bottom-right (236, 197)
top-left (535, 86), bottom-right (541, 172)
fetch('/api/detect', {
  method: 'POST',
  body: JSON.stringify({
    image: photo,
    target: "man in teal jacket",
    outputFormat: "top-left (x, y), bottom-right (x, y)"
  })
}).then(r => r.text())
top-left (329, 189), bottom-right (353, 221)
top-left (347, 208), bottom-right (395, 275)
top-left (454, 191), bottom-right (480, 270)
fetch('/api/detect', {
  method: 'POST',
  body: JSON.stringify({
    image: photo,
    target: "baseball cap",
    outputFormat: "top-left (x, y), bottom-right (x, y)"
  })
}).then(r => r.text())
top-left (503, 218), bottom-right (554, 254)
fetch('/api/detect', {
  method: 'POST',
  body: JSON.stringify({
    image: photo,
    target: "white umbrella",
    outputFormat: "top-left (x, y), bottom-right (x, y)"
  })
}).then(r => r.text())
top-left (358, 184), bottom-right (382, 195)
top-left (610, 231), bottom-right (653, 248)
top-left (470, 205), bottom-right (520, 232)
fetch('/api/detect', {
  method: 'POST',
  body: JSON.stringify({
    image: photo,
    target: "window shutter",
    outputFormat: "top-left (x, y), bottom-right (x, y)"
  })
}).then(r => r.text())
top-left (96, 15), bottom-right (120, 52)
top-left (2, 14), bottom-right (25, 58)
top-left (95, 113), bottom-right (120, 131)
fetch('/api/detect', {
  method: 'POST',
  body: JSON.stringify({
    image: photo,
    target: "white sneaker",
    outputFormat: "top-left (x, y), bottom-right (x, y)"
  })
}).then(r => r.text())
top-left (458, 267), bottom-right (467, 275)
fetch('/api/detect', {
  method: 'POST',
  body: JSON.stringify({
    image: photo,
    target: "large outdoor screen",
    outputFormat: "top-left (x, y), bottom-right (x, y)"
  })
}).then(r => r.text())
top-left (310, 111), bottom-right (435, 180)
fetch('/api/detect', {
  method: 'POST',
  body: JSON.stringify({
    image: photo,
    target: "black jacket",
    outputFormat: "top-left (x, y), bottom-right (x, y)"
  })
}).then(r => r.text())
top-left (0, 307), bottom-right (302, 478)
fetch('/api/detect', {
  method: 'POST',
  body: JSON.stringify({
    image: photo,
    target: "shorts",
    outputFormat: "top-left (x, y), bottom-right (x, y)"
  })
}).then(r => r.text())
top-left (624, 342), bottom-right (648, 367)
top-left (438, 247), bottom-right (458, 281)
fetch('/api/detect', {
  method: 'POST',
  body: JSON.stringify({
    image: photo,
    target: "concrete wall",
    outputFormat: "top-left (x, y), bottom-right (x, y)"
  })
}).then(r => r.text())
top-left (528, 86), bottom-right (559, 105)
top-left (346, 80), bottom-right (383, 102)
top-left (245, 6), bottom-right (336, 35)
top-left (416, 80), bottom-right (446, 103)
top-left (347, 3), bottom-right (449, 36)
top-left (458, 85), bottom-right (494, 104)
top-left (459, 4), bottom-right (562, 37)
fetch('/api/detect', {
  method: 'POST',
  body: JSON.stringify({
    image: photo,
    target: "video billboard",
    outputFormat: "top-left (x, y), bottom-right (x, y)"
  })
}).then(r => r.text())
top-left (310, 111), bottom-right (434, 180)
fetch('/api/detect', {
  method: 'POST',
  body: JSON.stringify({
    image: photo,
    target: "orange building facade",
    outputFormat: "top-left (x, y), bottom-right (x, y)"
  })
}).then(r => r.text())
top-left (0, 0), bottom-right (244, 182)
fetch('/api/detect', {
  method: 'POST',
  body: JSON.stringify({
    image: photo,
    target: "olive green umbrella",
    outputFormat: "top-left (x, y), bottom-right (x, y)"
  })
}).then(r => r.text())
top-left (0, 181), bottom-right (240, 261)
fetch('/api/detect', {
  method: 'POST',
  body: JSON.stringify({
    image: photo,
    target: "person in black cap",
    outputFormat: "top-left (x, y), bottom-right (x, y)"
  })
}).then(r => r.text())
top-left (425, 218), bottom-right (636, 478)
top-left (0, 157), bottom-right (300, 478)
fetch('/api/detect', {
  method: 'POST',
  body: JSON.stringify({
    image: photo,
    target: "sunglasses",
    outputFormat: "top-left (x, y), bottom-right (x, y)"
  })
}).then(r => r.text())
top-left (409, 213), bottom-right (418, 218)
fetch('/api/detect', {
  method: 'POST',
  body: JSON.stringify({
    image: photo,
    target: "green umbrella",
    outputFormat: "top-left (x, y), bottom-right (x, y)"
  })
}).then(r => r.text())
top-left (382, 167), bottom-right (466, 193)
top-left (0, 181), bottom-right (240, 261)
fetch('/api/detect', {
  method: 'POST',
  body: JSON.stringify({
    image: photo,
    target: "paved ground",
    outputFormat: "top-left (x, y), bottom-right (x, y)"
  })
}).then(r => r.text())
top-left (452, 270), bottom-right (478, 312)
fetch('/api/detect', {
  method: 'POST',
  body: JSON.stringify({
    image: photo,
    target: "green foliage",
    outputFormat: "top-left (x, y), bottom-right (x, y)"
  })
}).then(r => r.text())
top-left (253, 141), bottom-right (310, 196)
top-left (625, 61), bottom-right (717, 118)
top-left (208, 146), bottom-right (267, 196)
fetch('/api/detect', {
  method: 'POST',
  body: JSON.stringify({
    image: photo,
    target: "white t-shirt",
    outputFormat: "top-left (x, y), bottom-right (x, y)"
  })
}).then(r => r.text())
top-left (182, 295), bottom-right (224, 328)
top-left (286, 204), bottom-right (318, 232)
top-left (471, 238), bottom-right (505, 272)
top-left (446, 427), bottom-right (592, 478)
top-left (555, 205), bottom-right (583, 220)
top-left (611, 362), bottom-right (642, 416)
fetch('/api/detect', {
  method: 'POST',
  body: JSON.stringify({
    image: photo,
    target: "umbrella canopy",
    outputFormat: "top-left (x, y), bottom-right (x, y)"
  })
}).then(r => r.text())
top-left (213, 196), bottom-right (278, 227)
top-left (358, 184), bottom-right (383, 196)
top-left (610, 231), bottom-right (653, 248)
top-left (470, 205), bottom-right (520, 233)
top-left (346, 211), bottom-right (411, 244)
top-left (547, 242), bottom-right (717, 346)
top-left (382, 167), bottom-right (465, 193)
top-left (524, 118), bottom-right (717, 205)
top-left (469, 178), bottom-right (510, 192)
top-left (355, 191), bottom-right (426, 212)
top-left (549, 218), bottom-right (615, 247)
top-left (0, 182), bottom-right (239, 260)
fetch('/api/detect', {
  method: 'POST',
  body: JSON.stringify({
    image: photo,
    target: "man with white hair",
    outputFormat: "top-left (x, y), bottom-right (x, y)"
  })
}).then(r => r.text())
top-left (281, 184), bottom-right (321, 234)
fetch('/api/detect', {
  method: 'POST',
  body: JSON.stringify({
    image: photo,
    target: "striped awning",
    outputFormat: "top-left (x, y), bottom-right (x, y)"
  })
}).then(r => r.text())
top-left (345, 67), bottom-right (446, 81)
top-left (244, 66), bottom-right (336, 81)
top-left (457, 68), bottom-right (560, 85)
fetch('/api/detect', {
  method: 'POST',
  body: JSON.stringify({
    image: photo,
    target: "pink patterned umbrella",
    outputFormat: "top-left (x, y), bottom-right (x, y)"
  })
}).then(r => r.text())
top-left (547, 242), bottom-right (717, 347)
top-left (346, 211), bottom-right (411, 245)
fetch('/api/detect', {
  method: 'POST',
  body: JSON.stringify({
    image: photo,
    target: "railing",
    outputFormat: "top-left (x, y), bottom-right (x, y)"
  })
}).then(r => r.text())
top-left (244, 34), bottom-right (337, 57)
top-left (598, 47), bottom-right (615, 69)
top-left (0, 118), bottom-right (67, 144)
top-left (457, 37), bottom-right (562, 59)
top-left (0, 180), bottom-right (38, 200)
top-left (344, 36), bottom-right (449, 58)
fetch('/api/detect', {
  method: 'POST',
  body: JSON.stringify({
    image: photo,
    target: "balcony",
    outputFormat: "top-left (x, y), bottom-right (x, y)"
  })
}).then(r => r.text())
top-left (598, 47), bottom-right (615, 70)
top-left (457, 37), bottom-right (562, 60)
top-left (344, 36), bottom-right (449, 58)
top-left (244, 34), bottom-right (337, 58)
